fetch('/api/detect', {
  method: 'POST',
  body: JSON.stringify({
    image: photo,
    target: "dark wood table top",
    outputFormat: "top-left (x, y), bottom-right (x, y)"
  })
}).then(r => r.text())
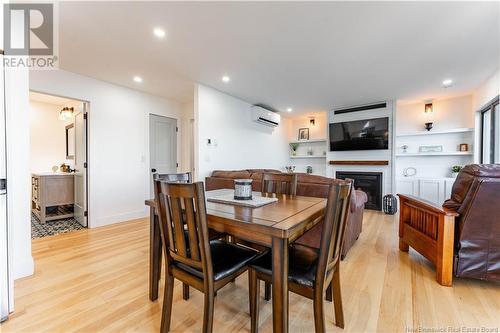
top-left (145, 189), bottom-right (326, 240)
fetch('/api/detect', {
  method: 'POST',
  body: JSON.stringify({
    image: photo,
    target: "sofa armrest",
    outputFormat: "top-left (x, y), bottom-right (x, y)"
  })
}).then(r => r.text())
top-left (397, 193), bottom-right (458, 286)
top-left (397, 194), bottom-right (459, 217)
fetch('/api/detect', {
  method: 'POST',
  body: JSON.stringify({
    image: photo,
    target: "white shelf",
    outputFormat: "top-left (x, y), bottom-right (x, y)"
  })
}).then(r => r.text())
top-left (290, 155), bottom-right (327, 159)
top-left (289, 138), bottom-right (327, 144)
top-left (396, 128), bottom-right (474, 137)
top-left (396, 152), bottom-right (474, 157)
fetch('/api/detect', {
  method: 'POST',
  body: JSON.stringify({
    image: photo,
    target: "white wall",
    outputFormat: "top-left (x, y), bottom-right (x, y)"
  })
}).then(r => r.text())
top-left (29, 101), bottom-right (74, 173)
top-left (396, 95), bottom-right (474, 133)
top-left (5, 65), bottom-right (33, 280)
top-left (180, 100), bottom-right (194, 174)
top-left (30, 69), bottom-right (185, 228)
top-left (287, 113), bottom-right (328, 176)
top-left (195, 84), bottom-right (290, 180)
top-left (472, 70), bottom-right (499, 111)
top-left (395, 95), bottom-right (475, 179)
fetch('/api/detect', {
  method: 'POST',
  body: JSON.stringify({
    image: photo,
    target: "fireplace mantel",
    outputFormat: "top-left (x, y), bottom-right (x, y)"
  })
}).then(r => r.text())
top-left (329, 160), bottom-right (389, 166)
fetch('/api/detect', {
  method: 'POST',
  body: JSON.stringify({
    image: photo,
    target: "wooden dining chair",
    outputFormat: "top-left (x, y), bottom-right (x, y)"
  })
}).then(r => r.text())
top-left (154, 180), bottom-right (258, 333)
top-left (153, 172), bottom-right (225, 301)
top-left (248, 181), bottom-right (352, 332)
top-left (261, 172), bottom-right (298, 196)
top-left (261, 172), bottom-right (298, 301)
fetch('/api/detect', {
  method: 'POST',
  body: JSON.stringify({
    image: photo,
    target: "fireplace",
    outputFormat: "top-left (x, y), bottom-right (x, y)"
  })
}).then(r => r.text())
top-left (336, 171), bottom-right (383, 210)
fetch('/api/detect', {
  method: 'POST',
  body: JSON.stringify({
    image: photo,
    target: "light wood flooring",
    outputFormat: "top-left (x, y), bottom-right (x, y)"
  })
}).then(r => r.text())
top-left (2, 211), bottom-right (499, 332)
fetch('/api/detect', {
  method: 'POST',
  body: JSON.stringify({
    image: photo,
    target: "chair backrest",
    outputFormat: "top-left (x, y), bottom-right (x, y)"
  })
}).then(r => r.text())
top-left (154, 172), bottom-right (192, 183)
top-left (154, 180), bottom-right (213, 280)
top-left (315, 180), bottom-right (352, 286)
top-left (448, 165), bottom-right (500, 281)
top-left (261, 172), bottom-right (298, 195)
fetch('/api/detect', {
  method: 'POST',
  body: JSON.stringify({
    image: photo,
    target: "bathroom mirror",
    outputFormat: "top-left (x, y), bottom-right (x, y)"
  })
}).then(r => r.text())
top-left (66, 124), bottom-right (75, 159)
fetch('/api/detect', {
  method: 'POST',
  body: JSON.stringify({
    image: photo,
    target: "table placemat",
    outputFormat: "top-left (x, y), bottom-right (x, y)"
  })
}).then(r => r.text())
top-left (206, 190), bottom-right (278, 208)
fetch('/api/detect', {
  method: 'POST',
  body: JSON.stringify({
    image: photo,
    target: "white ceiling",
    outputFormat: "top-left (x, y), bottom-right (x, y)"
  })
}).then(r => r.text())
top-left (58, 1), bottom-right (499, 114)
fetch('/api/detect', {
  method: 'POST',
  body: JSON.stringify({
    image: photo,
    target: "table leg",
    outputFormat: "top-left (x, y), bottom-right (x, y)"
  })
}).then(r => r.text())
top-left (272, 237), bottom-right (289, 333)
top-left (149, 206), bottom-right (161, 301)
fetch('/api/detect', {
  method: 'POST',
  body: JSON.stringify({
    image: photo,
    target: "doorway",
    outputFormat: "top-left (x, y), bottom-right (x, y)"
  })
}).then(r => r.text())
top-left (28, 92), bottom-right (89, 238)
top-left (149, 114), bottom-right (177, 196)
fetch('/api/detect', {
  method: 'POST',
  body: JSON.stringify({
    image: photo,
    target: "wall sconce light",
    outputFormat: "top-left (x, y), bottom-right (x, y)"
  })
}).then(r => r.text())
top-left (59, 106), bottom-right (74, 121)
top-left (309, 117), bottom-right (316, 126)
top-left (424, 103), bottom-right (433, 114)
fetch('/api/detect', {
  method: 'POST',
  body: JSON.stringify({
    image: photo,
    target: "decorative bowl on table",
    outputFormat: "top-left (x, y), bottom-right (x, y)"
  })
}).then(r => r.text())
top-left (234, 179), bottom-right (253, 200)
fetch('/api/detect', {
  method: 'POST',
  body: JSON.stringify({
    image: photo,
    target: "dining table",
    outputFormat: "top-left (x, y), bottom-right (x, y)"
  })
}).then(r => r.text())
top-left (145, 189), bottom-right (327, 333)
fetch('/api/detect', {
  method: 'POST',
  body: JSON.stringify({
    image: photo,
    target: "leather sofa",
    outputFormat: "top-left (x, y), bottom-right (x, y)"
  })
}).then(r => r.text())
top-left (205, 169), bottom-right (368, 259)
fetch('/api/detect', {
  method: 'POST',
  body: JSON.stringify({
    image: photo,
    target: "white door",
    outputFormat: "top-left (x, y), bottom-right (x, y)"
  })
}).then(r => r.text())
top-left (74, 105), bottom-right (88, 227)
top-left (149, 115), bottom-right (177, 196)
top-left (0, 52), bottom-right (12, 322)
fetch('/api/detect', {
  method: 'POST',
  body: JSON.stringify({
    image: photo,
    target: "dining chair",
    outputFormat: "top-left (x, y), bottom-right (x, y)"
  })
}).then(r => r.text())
top-left (260, 172), bottom-right (298, 301)
top-left (154, 180), bottom-right (258, 333)
top-left (153, 171), bottom-right (225, 300)
top-left (248, 181), bottom-right (352, 332)
top-left (261, 172), bottom-right (298, 196)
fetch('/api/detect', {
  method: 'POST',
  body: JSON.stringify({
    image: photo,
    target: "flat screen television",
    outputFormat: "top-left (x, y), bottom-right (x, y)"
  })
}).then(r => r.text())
top-left (329, 117), bottom-right (389, 151)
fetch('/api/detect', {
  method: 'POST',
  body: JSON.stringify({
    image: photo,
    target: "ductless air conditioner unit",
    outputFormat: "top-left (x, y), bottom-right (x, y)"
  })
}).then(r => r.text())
top-left (251, 106), bottom-right (280, 127)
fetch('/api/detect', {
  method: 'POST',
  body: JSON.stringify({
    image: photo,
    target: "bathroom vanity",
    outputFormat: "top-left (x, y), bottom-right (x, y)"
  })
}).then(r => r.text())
top-left (32, 173), bottom-right (74, 223)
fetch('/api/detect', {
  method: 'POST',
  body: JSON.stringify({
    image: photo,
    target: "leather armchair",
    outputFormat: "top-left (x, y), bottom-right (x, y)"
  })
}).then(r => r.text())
top-left (398, 164), bottom-right (500, 286)
top-left (205, 169), bottom-right (367, 258)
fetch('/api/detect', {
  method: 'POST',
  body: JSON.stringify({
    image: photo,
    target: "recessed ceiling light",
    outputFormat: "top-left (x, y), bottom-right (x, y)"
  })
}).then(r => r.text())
top-left (442, 79), bottom-right (453, 87)
top-left (287, 108), bottom-right (293, 112)
top-left (153, 28), bottom-right (166, 38)
top-left (133, 76), bottom-right (143, 83)
top-left (222, 75), bottom-right (230, 83)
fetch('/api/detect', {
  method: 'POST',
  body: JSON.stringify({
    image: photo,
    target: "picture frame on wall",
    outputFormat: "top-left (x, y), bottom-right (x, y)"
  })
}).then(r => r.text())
top-left (298, 128), bottom-right (310, 141)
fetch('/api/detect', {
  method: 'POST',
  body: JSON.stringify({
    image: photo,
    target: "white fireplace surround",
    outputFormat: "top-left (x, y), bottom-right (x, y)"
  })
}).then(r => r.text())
top-left (327, 101), bottom-right (395, 196)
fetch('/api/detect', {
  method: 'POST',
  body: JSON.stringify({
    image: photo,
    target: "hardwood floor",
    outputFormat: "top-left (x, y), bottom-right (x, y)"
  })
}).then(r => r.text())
top-left (2, 211), bottom-right (499, 332)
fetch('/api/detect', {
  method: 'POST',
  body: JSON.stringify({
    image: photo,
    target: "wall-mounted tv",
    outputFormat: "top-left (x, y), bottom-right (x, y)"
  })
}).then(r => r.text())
top-left (329, 117), bottom-right (389, 151)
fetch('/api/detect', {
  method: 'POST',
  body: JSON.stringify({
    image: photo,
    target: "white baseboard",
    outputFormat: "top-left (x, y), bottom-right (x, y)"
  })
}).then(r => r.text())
top-left (91, 210), bottom-right (148, 228)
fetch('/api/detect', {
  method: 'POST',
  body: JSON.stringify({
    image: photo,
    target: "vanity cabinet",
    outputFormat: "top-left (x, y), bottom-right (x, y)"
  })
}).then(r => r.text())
top-left (32, 173), bottom-right (74, 223)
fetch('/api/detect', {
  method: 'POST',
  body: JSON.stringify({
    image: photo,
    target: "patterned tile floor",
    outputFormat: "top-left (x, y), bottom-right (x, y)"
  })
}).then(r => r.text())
top-left (31, 213), bottom-right (85, 239)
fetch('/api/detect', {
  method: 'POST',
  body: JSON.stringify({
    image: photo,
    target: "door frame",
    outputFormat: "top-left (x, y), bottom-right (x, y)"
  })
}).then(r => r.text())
top-left (28, 90), bottom-right (90, 228)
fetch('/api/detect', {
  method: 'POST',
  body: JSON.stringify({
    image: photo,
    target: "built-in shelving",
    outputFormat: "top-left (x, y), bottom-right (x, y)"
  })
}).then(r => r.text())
top-left (396, 152), bottom-right (473, 157)
top-left (289, 138), bottom-right (327, 144)
top-left (290, 155), bottom-right (326, 159)
top-left (396, 128), bottom-right (474, 137)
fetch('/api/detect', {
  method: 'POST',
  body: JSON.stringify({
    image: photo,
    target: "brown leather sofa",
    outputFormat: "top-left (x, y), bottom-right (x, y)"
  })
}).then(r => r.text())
top-left (205, 169), bottom-right (368, 259)
top-left (399, 164), bottom-right (500, 285)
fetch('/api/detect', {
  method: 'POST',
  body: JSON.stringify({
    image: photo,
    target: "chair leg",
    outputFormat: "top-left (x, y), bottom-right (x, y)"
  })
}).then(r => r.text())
top-left (249, 269), bottom-right (260, 333)
top-left (182, 283), bottom-right (189, 300)
top-left (202, 291), bottom-right (215, 333)
top-left (313, 290), bottom-right (326, 333)
top-left (325, 280), bottom-right (332, 302)
top-left (264, 282), bottom-right (271, 301)
top-left (160, 274), bottom-right (174, 333)
top-left (332, 266), bottom-right (344, 329)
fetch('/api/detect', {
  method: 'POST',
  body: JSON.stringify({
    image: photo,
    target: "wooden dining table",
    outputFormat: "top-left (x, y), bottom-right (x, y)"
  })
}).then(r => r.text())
top-left (145, 189), bottom-right (327, 333)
